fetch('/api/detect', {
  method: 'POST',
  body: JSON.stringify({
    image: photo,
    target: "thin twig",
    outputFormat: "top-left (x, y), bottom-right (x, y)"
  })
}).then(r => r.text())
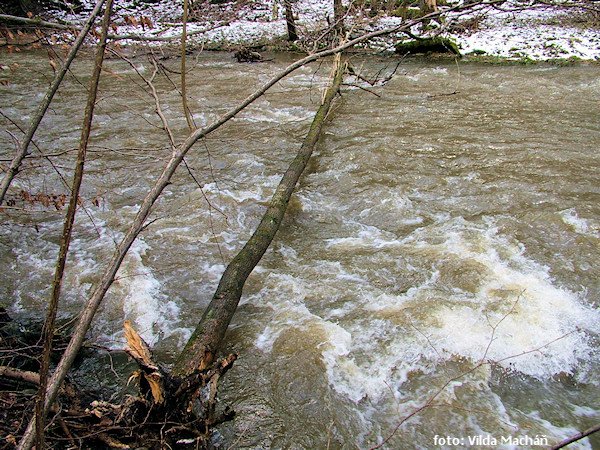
top-left (370, 290), bottom-right (575, 449)
top-left (0, 0), bottom-right (108, 205)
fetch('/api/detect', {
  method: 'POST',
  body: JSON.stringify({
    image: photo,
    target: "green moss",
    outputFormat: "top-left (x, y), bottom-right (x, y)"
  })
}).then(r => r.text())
top-left (395, 37), bottom-right (460, 55)
top-left (391, 6), bottom-right (423, 19)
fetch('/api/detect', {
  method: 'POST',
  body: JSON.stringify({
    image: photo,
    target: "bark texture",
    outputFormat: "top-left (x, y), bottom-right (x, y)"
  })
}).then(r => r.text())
top-left (173, 56), bottom-right (346, 377)
top-left (333, 0), bottom-right (345, 33)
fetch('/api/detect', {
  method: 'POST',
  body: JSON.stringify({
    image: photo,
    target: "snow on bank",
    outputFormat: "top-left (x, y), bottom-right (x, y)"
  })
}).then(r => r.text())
top-left (54, 0), bottom-right (600, 61)
top-left (447, 5), bottom-right (600, 60)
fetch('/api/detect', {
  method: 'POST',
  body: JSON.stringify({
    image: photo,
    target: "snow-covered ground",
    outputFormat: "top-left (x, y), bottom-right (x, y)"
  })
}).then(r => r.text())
top-left (53, 0), bottom-right (600, 61)
top-left (447, 5), bottom-right (600, 60)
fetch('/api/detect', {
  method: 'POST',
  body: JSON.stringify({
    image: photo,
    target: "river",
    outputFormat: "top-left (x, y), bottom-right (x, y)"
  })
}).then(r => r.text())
top-left (0, 51), bottom-right (599, 448)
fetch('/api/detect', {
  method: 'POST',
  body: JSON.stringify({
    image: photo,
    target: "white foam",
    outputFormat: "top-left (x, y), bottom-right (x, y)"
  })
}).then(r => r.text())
top-left (238, 105), bottom-right (311, 124)
top-left (419, 223), bottom-right (598, 378)
top-left (325, 224), bottom-right (403, 250)
top-left (113, 238), bottom-right (182, 346)
top-left (560, 208), bottom-right (599, 237)
top-left (307, 218), bottom-right (600, 407)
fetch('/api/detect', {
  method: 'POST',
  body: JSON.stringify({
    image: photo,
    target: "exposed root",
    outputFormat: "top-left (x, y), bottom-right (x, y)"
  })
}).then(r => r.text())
top-left (0, 312), bottom-right (236, 449)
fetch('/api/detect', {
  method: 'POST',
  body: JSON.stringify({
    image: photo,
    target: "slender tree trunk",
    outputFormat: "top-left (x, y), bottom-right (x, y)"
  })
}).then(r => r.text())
top-left (24, 1), bottom-right (113, 448)
top-left (419, 0), bottom-right (437, 27)
top-left (333, 0), bottom-right (345, 34)
top-left (421, 0), bottom-right (438, 13)
top-left (181, 0), bottom-right (194, 131)
top-left (0, 0), bottom-right (107, 206)
top-left (173, 55), bottom-right (345, 377)
top-left (284, 0), bottom-right (298, 41)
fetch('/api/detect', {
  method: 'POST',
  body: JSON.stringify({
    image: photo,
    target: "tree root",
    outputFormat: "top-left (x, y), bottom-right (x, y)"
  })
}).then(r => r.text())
top-left (0, 313), bottom-right (236, 449)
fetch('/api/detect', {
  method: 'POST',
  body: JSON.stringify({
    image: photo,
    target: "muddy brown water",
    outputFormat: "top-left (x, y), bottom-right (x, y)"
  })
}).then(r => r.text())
top-left (1, 51), bottom-right (599, 448)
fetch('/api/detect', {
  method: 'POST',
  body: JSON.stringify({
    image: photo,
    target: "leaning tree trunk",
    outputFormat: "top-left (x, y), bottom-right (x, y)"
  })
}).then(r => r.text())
top-left (57, 55), bottom-right (347, 448)
top-left (173, 55), bottom-right (345, 378)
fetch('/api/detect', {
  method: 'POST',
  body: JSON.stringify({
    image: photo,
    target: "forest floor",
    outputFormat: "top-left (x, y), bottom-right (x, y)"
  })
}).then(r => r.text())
top-left (40, 0), bottom-right (600, 62)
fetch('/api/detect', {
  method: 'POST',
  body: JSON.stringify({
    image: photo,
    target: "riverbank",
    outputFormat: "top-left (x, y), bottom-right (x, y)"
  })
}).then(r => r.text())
top-left (1, 1), bottom-right (599, 62)
top-left (28, 0), bottom-right (598, 62)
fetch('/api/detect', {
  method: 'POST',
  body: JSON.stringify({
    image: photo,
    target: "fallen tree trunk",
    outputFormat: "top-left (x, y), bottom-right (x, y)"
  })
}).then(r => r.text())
top-left (103, 54), bottom-right (348, 448)
top-left (0, 13), bottom-right (71, 30)
top-left (173, 54), bottom-right (346, 377)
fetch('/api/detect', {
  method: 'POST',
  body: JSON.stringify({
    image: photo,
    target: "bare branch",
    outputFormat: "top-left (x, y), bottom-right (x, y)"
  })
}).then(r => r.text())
top-left (0, 0), bottom-right (108, 205)
top-left (0, 14), bottom-right (71, 31)
top-left (551, 423), bottom-right (600, 449)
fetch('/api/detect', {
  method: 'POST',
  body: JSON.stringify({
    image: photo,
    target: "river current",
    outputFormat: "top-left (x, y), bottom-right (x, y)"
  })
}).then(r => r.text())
top-left (0, 51), bottom-right (599, 448)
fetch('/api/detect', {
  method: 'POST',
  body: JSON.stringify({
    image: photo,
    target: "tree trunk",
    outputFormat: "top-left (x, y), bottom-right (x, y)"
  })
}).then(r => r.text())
top-left (34, 0), bottom-right (113, 447)
top-left (181, 0), bottom-right (194, 130)
top-left (423, 0), bottom-right (438, 13)
top-left (284, 0), bottom-right (298, 41)
top-left (333, 0), bottom-right (344, 34)
top-left (419, 0), bottom-right (437, 27)
top-left (172, 55), bottom-right (345, 378)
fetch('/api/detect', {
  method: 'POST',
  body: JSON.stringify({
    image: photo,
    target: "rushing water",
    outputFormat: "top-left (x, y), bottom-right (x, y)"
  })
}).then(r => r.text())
top-left (1, 51), bottom-right (599, 448)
